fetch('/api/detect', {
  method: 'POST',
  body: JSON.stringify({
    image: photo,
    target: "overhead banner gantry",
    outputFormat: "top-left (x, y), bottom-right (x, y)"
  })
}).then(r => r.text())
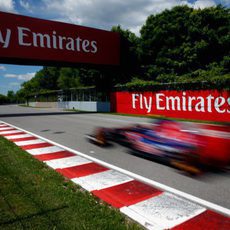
top-left (0, 11), bottom-right (120, 66)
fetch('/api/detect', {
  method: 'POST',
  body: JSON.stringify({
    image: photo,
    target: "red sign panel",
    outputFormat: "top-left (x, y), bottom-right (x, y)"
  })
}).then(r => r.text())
top-left (111, 90), bottom-right (230, 122)
top-left (0, 11), bottom-right (120, 66)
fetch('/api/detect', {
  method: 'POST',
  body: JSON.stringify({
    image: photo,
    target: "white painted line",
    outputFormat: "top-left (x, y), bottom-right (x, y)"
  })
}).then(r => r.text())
top-left (44, 155), bottom-right (91, 169)
top-left (121, 192), bottom-right (206, 230)
top-left (1, 120), bottom-right (230, 217)
top-left (72, 169), bottom-right (133, 191)
top-left (0, 124), bottom-right (8, 127)
top-left (0, 130), bottom-right (22, 135)
top-left (5, 134), bottom-right (33, 139)
top-left (14, 139), bottom-right (46, 146)
top-left (120, 207), bottom-right (163, 230)
top-left (27, 146), bottom-right (64, 155)
top-left (0, 127), bottom-right (14, 131)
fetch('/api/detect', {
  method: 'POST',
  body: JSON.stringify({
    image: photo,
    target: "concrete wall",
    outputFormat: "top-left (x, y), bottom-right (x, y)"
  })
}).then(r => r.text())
top-left (28, 101), bottom-right (110, 112)
top-left (57, 101), bottom-right (110, 112)
top-left (28, 102), bottom-right (57, 108)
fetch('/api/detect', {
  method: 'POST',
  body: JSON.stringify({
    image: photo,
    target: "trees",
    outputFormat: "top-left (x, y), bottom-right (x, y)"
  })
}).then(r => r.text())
top-left (0, 94), bottom-right (9, 104)
top-left (111, 25), bottom-right (140, 83)
top-left (7, 91), bottom-right (15, 103)
top-left (57, 68), bottom-right (81, 89)
top-left (140, 5), bottom-right (230, 80)
top-left (14, 5), bottom-right (229, 99)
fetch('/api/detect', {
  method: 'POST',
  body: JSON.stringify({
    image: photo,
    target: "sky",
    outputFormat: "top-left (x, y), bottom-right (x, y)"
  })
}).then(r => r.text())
top-left (0, 0), bottom-right (229, 95)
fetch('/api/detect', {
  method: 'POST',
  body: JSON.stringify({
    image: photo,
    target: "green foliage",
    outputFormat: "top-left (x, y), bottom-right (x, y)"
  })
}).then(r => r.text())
top-left (140, 5), bottom-right (230, 78)
top-left (117, 73), bottom-right (230, 91)
top-left (112, 25), bottom-right (140, 80)
top-left (6, 90), bottom-right (15, 103)
top-left (0, 137), bottom-right (143, 230)
top-left (57, 67), bottom-right (82, 89)
top-left (0, 94), bottom-right (9, 104)
top-left (14, 5), bottom-right (230, 100)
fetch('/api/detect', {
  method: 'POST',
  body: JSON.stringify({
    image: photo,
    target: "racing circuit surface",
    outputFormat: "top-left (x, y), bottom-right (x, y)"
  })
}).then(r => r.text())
top-left (0, 105), bottom-right (229, 209)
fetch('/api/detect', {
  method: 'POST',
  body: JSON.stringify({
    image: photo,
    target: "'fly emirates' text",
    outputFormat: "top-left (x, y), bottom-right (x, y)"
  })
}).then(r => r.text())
top-left (0, 27), bottom-right (98, 53)
top-left (132, 93), bottom-right (230, 114)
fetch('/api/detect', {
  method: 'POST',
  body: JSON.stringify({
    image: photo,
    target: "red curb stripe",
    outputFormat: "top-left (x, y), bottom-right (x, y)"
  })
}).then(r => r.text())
top-left (20, 142), bottom-right (53, 150)
top-left (0, 127), bottom-right (12, 130)
top-left (1, 132), bottom-right (26, 136)
top-left (0, 128), bottom-right (17, 131)
top-left (92, 180), bottom-right (162, 208)
top-left (173, 210), bottom-right (230, 230)
top-left (0, 128), bottom-right (18, 134)
top-left (34, 151), bottom-right (76, 161)
top-left (10, 136), bottom-right (38, 142)
top-left (56, 162), bottom-right (109, 179)
top-left (2, 123), bottom-right (229, 229)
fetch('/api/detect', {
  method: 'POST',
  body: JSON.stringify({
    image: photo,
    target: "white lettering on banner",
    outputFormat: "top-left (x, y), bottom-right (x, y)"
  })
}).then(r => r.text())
top-left (66, 37), bottom-right (74, 51)
top-left (228, 98), bottom-right (230, 113)
top-left (144, 96), bottom-right (152, 113)
top-left (166, 96), bottom-right (181, 111)
top-left (195, 96), bottom-right (205, 112)
top-left (17, 27), bottom-right (98, 53)
top-left (18, 27), bottom-right (31, 46)
top-left (0, 29), bottom-right (11, 48)
top-left (206, 95), bottom-right (214, 112)
top-left (215, 97), bottom-right (225, 113)
top-left (156, 93), bottom-right (165, 110)
top-left (132, 94), bottom-right (152, 113)
top-left (140, 94), bottom-right (143, 109)
top-left (131, 92), bottom-right (230, 114)
top-left (132, 94), bottom-right (138, 109)
top-left (188, 96), bottom-right (196, 111)
top-left (182, 92), bottom-right (187, 111)
top-left (33, 33), bottom-right (51, 48)
top-left (91, 41), bottom-right (97, 53)
top-left (52, 31), bottom-right (57, 49)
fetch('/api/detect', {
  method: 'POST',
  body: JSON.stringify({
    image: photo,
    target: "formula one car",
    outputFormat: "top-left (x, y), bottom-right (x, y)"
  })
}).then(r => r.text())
top-left (86, 119), bottom-right (230, 175)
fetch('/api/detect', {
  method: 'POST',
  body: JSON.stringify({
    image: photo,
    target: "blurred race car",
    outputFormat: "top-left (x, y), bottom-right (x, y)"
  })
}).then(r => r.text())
top-left (86, 119), bottom-right (230, 175)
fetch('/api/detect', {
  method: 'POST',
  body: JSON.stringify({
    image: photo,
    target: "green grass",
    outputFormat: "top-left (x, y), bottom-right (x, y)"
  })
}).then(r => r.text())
top-left (0, 137), bottom-right (143, 230)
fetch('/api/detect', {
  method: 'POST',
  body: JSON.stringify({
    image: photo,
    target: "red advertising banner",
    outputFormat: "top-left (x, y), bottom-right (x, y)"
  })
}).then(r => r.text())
top-left (111, 90), bottom-right (230, 122)
top-left (0, 11), bottom-right (120, 66)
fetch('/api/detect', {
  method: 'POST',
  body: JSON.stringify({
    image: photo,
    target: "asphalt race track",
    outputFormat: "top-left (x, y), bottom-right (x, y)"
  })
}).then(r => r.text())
top-left (0, 105), bottom-right (229, 209)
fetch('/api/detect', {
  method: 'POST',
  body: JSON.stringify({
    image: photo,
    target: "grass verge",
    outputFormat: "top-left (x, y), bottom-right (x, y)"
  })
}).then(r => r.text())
top-left (0, 137), bottom-right (143, 230)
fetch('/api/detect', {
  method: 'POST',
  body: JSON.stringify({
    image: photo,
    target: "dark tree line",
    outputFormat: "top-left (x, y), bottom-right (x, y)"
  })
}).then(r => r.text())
top-left (4, 5), bottom-right (229, 103)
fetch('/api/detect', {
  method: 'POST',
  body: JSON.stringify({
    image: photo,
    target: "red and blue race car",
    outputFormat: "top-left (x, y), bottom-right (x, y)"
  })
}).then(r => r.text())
top-left (86, 119), bottom-right (230, 175)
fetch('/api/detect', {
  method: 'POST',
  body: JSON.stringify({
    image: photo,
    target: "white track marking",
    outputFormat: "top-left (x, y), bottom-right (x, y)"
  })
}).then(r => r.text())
top-left (5, 134), bottom-right (33, 139)
top-left (0, 130), bottom-right (23, 135)
top-left (72, 169), bottom-right (133, 191)
top-left (121, 192), bottom-right (206, 230)
top-left (44, 155), bottom-right (91, 169)
top-left (1, 120), bottom-right (229, 217)
top-left (26, 146), bottom-right (64, 155)
top-left (14, 139), bottom-right (46, 146)
top-left (0, 124), bottom-right (8, 127)
top-left (0, 127), bottom-right (14, 131)
top-left (121, 207), bottom-right (163, 230)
